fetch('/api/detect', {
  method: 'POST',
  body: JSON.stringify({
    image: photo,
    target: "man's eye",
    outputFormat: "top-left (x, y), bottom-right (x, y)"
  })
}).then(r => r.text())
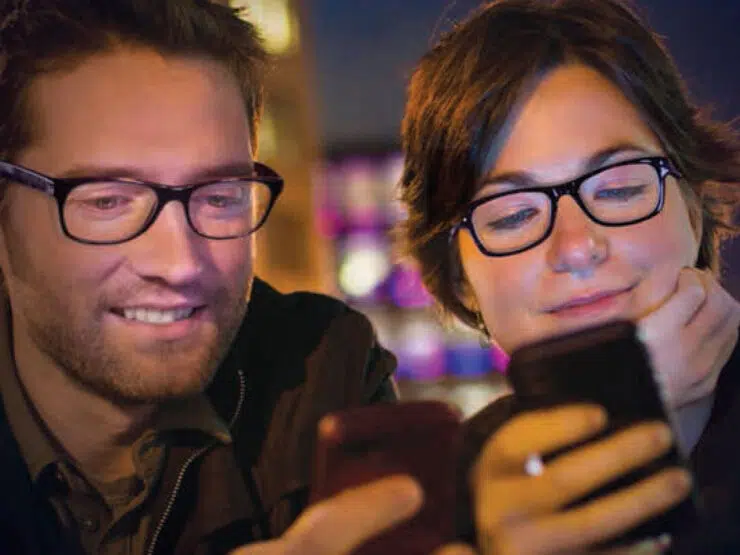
top-left (206, 195), bottom-right (240, 207)
top-left (85, 196), bottom-right (131, 210)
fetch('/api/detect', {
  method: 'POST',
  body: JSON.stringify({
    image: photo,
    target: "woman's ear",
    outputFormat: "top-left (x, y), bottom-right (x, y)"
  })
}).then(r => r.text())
top-left (453, 266), bottom-right (479, 314)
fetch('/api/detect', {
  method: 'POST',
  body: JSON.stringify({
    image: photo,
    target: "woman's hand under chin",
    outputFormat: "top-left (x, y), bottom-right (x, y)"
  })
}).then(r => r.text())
top-left (636, 267), bottom-right (740, 409)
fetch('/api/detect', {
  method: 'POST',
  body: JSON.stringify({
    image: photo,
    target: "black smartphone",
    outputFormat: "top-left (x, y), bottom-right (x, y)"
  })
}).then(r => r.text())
top-left (310, 400), bottom-right (462, 555)
top-left (507, 320), bottom-right (702, 549)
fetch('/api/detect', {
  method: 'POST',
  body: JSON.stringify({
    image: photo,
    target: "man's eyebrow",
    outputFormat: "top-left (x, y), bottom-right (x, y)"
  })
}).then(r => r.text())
top-left (56, 162), bottom-right (256, 183)
top-left (480, 144), bottom-right (656, 189)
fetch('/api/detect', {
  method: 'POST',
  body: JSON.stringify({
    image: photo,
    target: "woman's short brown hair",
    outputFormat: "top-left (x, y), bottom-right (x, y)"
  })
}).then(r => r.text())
top-left (397, 0), bottom-right (739, 330)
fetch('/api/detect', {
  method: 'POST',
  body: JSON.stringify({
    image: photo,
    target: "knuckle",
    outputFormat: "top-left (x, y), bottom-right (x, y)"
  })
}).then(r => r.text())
top-left (612, 425), bottom-right (660, 456)
top-left (686, 284), bottom-right (706, 306)
top-left (480, 524), bottom-right (531, 555)
top-left (731, 306), bottom-right (740, 324)
top-left (289, 527), bottom-right (328, 555)
top-left (475, 482), bottom-right (532, 532)
top-left (579, 508), bottom-right (612, 533)
top-left (537, 471), bottom-right (571, 504)
top-left (487, 425), bottom-right (525, 465)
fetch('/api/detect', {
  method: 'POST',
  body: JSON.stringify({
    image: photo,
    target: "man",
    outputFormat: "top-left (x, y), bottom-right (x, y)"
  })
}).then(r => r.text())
top-left (0, 2), bottom-right (474, 554)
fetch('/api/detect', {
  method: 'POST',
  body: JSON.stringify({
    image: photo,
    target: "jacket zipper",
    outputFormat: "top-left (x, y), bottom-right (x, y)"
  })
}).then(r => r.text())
top-left (146, 369), bottom-right (247, 555)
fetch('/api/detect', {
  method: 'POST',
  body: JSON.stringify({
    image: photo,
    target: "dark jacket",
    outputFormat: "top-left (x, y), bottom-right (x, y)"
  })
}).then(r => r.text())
top-left (460, 336), bottom-right (740, 554)
top-left (0, 278), bottom-right (398, 555)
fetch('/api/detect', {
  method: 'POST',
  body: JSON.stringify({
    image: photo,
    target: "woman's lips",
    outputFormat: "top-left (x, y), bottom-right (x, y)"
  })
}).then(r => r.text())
top-left (547, 287), bottom-right (635, 319)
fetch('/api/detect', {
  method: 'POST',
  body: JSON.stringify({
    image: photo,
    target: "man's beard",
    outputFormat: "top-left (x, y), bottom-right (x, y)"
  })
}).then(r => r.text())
top-left (23, 286), bottom-right (249, 407)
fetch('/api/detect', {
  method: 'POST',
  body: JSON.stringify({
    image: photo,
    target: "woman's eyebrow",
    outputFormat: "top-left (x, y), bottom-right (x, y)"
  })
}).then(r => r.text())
top-left (481, 144), bottom-right (654, 189)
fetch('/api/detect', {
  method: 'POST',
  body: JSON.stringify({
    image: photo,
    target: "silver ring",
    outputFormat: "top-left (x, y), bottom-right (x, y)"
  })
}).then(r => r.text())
top-left (524, 453), bottom-right (545, 477)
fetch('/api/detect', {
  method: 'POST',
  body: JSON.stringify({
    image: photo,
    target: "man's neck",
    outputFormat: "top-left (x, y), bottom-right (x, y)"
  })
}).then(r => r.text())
top-left (13, 332), bottom-right (157, 483)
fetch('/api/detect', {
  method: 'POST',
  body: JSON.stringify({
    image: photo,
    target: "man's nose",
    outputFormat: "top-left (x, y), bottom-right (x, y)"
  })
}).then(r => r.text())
top-left (125, 201), bottom-right (206, 285)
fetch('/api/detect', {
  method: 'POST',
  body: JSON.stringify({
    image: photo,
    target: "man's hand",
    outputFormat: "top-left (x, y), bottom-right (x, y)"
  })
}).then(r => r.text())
top-left (637, 267), bottom-right (740, 408)
top-left (230, 475), bottom-right (476, 555)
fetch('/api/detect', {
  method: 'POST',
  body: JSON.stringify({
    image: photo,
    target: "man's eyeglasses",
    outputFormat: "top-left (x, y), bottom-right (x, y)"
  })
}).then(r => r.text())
top-left (0, 160), bottom-right (284, 245)
top-left (450, 156), bottom-right (680, 257)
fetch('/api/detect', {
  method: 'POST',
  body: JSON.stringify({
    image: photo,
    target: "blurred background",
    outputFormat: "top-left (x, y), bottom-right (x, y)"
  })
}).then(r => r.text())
top-left (217, 0), bottom-right (739, 415)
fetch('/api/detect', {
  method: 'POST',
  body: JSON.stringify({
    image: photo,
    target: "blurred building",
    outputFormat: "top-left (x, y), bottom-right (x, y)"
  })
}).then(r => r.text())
top-left (219, 0), bottom-right (510, 416)
top-left (221, 0), bottom-right (331, 294)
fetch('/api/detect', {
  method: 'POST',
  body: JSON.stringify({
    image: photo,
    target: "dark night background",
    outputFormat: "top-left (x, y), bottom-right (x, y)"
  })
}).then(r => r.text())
top-left (307, 0), bottom-right (739, 295)
top-left (309, 0), bottom-right (738, 147)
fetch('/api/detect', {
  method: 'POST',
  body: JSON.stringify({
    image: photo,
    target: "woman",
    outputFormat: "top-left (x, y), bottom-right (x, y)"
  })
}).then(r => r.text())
top-left (398, 0), bottom-right (740, 553)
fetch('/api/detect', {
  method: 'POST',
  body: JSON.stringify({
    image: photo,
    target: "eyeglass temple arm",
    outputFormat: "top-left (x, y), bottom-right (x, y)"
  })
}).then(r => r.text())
top-left (0, 161), bottom-right (55, 195)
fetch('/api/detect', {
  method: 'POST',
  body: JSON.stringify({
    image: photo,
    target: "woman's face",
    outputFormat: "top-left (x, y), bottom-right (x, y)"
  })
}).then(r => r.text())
top-left (457, 64), bottom-right (700, 354)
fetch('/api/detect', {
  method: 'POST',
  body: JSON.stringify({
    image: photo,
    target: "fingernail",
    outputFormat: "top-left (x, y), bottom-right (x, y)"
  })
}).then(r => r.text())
top-left (657, 533), bottom-right (673, 550)
top-left (588, 406), bottom-right (608, 428)
top-left (653, 424), bottom-right (673, 447)
top-left (390, 476), bottom-right (424, 510)
top-left (630, 538), bottom-right (662, 554)
top-left (665, 469), bottom-right (692, 500)
top-left (669, 469), bottom-right (692, 493)
top-left (318, 415), bottom-right (340, 439)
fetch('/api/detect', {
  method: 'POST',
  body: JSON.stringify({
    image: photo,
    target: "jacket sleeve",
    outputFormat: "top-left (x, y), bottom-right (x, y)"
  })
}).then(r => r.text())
top-left (362, 341), bottom-right (400, 404)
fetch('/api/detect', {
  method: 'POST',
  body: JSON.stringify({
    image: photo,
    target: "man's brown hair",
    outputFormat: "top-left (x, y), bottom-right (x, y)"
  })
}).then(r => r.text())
top-left (0, 0), bottom-right (267, 165)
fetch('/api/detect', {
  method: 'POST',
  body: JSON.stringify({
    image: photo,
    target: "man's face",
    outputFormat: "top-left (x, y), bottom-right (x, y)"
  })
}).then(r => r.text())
top-left (0, 48), bottom-right (256, 404)
top-left (458, 64), bottom-right (700, 354)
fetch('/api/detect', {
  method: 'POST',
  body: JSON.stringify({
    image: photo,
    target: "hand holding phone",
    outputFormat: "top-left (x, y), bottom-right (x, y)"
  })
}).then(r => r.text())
top-left (506, 320), bottom-right (701, 548)
top-left (310, 401), bottom-right (463, 555)
top-left (470, 405), bottom-right (688, 555)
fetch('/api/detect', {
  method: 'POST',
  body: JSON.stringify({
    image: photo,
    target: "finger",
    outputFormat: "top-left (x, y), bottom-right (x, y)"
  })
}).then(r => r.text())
top-left (282, 475), bottom-right (422, 555)
top-left (432, 543), bottom-right (478, 555)
top-left (475, 404), bottom-right (607, 476)
top-left (511, 468), bottom-right (691, 554)
top-left (527, 421), bottom-right (674, 512)
top-left (684, 271), bottom-right (739, 339)
top-left (677, 276), bottom-right (739, 399)
top-left (229, 539), bottom-right (283, 555)
top-left (474, 422), bottom-right (673, 528)
top-left (594, 534), bottom-right (672, 555)
top-left (638, 268), bottom-right (706, 342)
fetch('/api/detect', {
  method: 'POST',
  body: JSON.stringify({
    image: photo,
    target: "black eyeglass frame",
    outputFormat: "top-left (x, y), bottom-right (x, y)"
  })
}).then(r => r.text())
top-left (0, 160), bottom-right (284, 245)
top-left (449, 156), bottom-right (680, 257)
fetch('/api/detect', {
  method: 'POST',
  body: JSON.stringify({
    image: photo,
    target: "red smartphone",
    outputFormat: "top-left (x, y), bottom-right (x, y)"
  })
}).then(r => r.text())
top-left (310, 400), bottom-right (462, 555)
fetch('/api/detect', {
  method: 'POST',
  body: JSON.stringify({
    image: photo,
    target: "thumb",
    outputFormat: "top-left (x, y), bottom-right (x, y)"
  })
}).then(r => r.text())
top-left (283, 475), bottom-right (423, 554)
top-left (432, 544), bottom-right (478, 555)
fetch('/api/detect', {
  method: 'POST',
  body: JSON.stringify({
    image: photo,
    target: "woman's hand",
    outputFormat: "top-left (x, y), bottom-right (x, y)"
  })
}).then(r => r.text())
top-left (472, 405), bottom-right (691, 555)
top-left (637, 267), bottom-right (740, 408)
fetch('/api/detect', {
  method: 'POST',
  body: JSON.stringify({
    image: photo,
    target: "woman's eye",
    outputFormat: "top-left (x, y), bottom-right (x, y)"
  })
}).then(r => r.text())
top-left (488, 207), bottom-right (539, 230)
top-left (594, 184), bottom-right (647, 201)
